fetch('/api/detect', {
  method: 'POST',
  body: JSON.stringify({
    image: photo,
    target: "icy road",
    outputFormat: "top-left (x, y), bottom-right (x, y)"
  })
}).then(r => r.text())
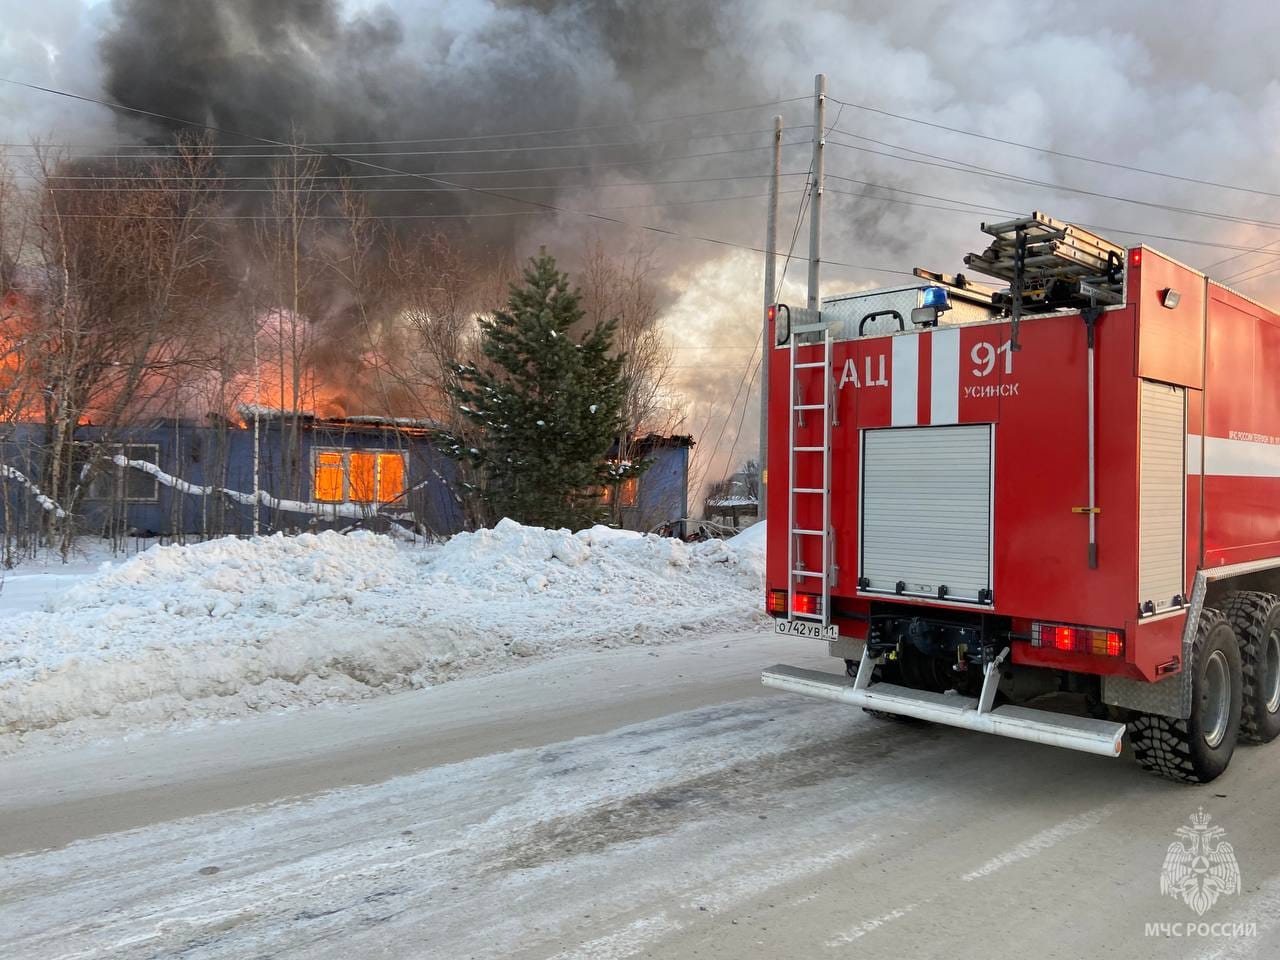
top-left (4, 630), bottom-right (1280, 960)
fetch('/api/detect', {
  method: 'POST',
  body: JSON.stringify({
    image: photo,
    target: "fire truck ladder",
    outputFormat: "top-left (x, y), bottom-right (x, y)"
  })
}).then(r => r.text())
top-left (787, 320), bottom-right (835, 631)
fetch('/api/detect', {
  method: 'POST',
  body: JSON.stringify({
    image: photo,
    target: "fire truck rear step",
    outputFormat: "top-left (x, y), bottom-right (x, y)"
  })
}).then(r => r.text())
top-left (761, 658), bottom-right (1126, 758)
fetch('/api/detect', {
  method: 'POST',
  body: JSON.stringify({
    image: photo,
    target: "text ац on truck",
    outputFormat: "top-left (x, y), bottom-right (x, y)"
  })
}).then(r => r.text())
top-left (763, 210), bottom-right (1280, 783)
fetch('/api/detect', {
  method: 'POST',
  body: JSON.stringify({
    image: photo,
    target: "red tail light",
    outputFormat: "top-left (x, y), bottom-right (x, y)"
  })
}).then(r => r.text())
top-left (1129, 248), bottom-right (1142, 267)
top-left (1031, 622), bottom-right (1123, 657)
top-left (767, 589), bottom-right (787, 614)
top-left (792, 592), bottom-right (822, 617)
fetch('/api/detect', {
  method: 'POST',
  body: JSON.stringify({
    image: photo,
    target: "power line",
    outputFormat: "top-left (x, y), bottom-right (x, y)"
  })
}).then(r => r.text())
top-left (699, 103), bottom-right (836, 495)
top-left (828, 96), bottom-right (1280, 200)
top-left (42, 171), bottom-right (813, 194)
top-left (5, 125), bottom-right (813, 160)
top-left (670, 345), bottom-right (759, 351)
top-left (7, 77), bottom-right (1270, 279)
top-left (3, 74), bottom-right (921, 279)
top-left (687, 178), bottom-right (809, 496)
top-left (1204, 238), bottom-right (1280, 272)
top-left (30, 149), bottom-right (1273, 258)
top-left (41, 188), bottom-right (809, 221)
top-left (824, 179), bottom-right (1269, 254)
top-left (1222, 257), bottom-right (1280, 284)
top-left (0, 95), bottom-right (811, 150)
top-left (826, 128), bottom-right (1280, 235)
top-left (6, 140), bottom-right (813, 183)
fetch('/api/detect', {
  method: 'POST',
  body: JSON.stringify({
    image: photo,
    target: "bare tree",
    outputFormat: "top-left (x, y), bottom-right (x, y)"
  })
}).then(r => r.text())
top-left (247, 145), bottom-right (326, 512)
top-left (576, 238), bottom-right (677, 438)
top-left (15, 140), bottom-right (225, 553)
top-left (574, 238), bottom-right (683, 524)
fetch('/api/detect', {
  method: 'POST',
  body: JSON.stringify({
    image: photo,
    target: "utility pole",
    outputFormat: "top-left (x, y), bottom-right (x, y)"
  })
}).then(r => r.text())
top-left (252, 320), bottom-right (261, 537)
top-left (759, 114), bottom-right (782, 521)
top-left (807, 73), bottom-right (826, 311)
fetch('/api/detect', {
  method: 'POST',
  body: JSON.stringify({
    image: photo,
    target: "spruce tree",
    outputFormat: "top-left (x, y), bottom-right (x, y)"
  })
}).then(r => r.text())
top-left (444, 254), bottom-right (636, 530)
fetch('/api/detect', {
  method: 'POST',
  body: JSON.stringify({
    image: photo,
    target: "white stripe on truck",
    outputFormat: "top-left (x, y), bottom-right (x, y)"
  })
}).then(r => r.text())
top-left (1187, 433), bottom-right (1280, 477)
top-left (891, 335), bottom-right (918, 426)
top-left (930, 327), bottom-right (960, 425)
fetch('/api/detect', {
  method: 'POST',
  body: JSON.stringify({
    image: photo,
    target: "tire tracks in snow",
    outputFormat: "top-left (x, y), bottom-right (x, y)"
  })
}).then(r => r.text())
top-left (1, 696), bottom-right (948, 959)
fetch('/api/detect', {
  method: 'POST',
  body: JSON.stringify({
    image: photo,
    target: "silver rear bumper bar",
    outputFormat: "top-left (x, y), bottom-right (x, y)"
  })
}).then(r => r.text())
top-left (762, 651), bottom-right (1125, 758)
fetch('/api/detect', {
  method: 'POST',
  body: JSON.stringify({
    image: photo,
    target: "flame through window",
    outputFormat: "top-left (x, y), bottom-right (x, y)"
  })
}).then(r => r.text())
top-left (600, 476), bottom-right (638, 507)
top-left (313, 448), bottom-right (407, 504)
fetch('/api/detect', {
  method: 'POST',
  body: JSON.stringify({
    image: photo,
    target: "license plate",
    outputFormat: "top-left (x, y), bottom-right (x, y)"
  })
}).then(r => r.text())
top-left (774, 619), bottom-right (839, 641)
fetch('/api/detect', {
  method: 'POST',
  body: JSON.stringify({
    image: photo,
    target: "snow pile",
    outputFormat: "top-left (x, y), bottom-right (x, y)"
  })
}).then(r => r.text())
top-left (726, 520), bottom-right (765, 553)
top-left (0, 520), bottom-right (764, 747)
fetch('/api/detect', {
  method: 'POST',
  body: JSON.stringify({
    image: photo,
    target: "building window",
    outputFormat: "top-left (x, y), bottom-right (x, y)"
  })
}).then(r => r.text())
top-left (601, 476), bottom-right (639, 507)
top-left (314, 451), bottom-right (344, 502)
top-left (312, 448), bottom-right (408, 504)
top-left (88, 443), bottom-right (160, 502)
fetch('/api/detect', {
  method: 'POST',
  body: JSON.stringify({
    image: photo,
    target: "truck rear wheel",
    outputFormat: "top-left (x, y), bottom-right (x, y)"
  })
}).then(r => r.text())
top-left (1127, 608), bottom-right (1242, 784)
top-left (1222, 591), bottom-right (1280, 743)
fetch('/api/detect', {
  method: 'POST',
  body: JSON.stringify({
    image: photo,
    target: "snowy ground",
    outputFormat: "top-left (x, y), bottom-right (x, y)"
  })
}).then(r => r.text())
top-left (0, 540), bottom-right (129, 617)
top-left (7, 520), bottom-right (1280, 958)
top-left (0, 522), bottom-right (764, 751)
top-left (4, 627), bottom-right (1280, 960)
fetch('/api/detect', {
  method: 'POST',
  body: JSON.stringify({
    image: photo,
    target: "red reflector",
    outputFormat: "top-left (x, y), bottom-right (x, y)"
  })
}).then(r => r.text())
top-left (1129, 248), bottom-right (1142, 267)
top-left (792, 592), bottom-right (820, 616)
top-left (767, 589), bottom-right (787, 614)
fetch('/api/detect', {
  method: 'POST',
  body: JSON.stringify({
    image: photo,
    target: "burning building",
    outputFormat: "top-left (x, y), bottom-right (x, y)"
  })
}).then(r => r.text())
top-left (0, 412), bottom-right (462, 541)
top-left (0, 412), bottom-right (693, 541)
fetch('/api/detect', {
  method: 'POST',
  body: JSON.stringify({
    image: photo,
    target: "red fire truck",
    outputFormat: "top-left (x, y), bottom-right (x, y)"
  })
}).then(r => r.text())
top-left (763, 212), bottom-right (1280, 783)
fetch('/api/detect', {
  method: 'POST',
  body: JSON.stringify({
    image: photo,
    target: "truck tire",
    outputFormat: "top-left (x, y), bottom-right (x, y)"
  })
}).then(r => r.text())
top-left (1127, 608), bottom-right (1242, 784)
top-left (1222, 591), bottom-right (1280, 743)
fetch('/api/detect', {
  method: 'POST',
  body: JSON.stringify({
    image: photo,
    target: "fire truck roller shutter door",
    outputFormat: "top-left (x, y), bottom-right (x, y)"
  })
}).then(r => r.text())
top-left (860, 423), bottom-right (993, 603)
top-left (1139, 380), bottom-right (1187, 615)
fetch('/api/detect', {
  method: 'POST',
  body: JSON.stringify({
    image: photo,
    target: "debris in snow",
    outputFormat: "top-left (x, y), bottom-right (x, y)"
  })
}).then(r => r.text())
top-left (0, 520), bottom-right (764, 749)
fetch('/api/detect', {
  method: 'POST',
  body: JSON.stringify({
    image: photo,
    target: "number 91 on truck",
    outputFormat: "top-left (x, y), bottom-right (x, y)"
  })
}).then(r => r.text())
top-left (762, 211), bottom-right (1280, 784)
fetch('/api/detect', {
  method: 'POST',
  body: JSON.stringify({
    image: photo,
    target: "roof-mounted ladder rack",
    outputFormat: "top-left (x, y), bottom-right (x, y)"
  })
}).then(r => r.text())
top-left (962, 211), bottom-right (1125, 348)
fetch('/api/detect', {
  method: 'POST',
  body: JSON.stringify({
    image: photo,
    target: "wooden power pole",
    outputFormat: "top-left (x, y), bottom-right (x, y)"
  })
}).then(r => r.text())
top-left (759, 114), bottom-right (782, 521)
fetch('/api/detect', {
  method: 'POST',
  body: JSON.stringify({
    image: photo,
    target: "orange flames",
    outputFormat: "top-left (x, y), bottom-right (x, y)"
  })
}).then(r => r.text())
top-left (1, 293), bottom-right (39, 422)
top-left (1, 298), bottom-right (407, 427)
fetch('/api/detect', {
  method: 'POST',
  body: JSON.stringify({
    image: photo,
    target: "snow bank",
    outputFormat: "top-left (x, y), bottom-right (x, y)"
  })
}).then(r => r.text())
top-left (726, 520), bottom-right (765, 554)
top-left (0, 520), bottom-right (764, 748)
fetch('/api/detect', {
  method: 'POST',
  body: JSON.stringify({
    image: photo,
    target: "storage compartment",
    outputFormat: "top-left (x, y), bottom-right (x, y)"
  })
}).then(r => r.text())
top-left (860, 424), bottom-right (994, 603)
top-left (1138, 379), bottom-right (1186, 613)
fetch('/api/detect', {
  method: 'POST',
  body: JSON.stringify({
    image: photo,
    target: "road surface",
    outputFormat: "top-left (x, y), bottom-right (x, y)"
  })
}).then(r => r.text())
top-left (2, 629), bottom-right (1278, 959)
